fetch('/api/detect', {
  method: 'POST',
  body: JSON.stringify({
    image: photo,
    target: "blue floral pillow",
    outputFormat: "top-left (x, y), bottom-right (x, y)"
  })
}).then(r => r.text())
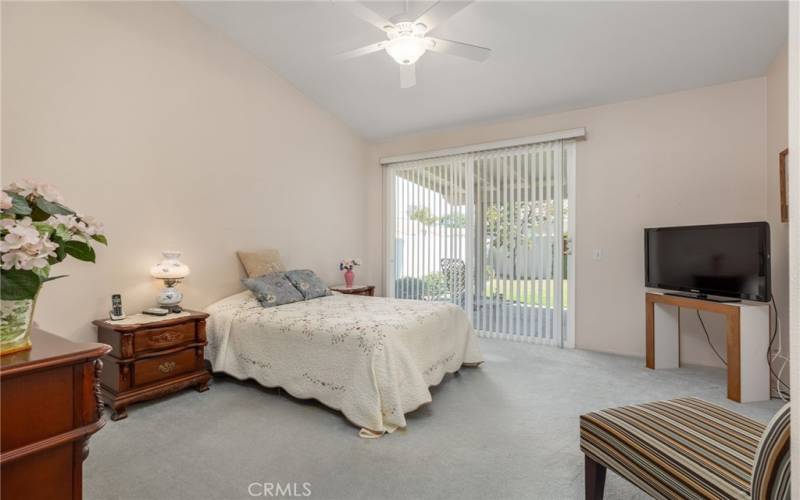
top-left (285, 269), bottom-right (331, 300)
top-left (242, 272), bottom-right (304, 308)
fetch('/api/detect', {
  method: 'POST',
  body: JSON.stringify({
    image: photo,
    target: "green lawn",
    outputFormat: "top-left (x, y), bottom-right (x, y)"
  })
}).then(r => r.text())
top-left (484, 279), bottom-right (568, 308)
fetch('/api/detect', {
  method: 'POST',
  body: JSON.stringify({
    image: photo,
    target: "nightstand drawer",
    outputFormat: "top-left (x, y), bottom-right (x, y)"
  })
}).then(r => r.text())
top-left (330, 285), bottom-right (375, 296)
top-left (134, 348), bottom-right (196, 387)
top-left (134, 322), bottom-right (196, 353)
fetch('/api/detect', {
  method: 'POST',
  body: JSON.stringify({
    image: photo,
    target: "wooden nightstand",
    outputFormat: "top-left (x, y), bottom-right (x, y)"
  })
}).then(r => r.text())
top-left (330, 285), bottom-right (375, 296)
top-left (93, 311), bottom-right (211, 420)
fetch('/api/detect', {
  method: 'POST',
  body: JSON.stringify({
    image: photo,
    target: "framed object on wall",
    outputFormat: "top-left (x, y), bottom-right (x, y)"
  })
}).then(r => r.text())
top-left (780, 148), bottom-right (789, 223)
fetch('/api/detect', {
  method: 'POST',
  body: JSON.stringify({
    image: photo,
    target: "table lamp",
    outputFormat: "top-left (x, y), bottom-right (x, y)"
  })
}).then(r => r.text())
top-left (150, 251), bottom-right (190, 313)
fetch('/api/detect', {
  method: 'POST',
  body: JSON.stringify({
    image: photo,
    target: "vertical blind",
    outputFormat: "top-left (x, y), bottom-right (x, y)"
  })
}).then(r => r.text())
top-left (388, 154), bottom-right (471, 304)
top-left (386, 139), bottom-right (574, 346)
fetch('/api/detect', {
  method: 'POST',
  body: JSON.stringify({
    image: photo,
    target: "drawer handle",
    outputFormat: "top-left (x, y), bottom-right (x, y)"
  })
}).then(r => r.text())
top-left (158, 361), bottom-right (177, 373)
top-left (150, 331), bottom-right (181, 345)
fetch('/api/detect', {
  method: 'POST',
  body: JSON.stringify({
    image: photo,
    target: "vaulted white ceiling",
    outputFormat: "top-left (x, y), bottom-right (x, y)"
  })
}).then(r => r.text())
top-left (183, 1), bottom-right (787, 140)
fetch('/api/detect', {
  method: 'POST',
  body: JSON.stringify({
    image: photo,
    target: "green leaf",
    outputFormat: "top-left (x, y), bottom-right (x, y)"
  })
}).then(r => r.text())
top-left (32, 266), bottom-right (50, 281)
top-left (30, 205), bottom-right (49, 222)
top-left (35, 197), bottom-right (74, 216)
top-left (43, 274), bottom-right (68, 283)
top-left (63, 240), bottom-right (95, 263)
top-left (91, 233), bottom-right (108, 245)
top-left (5, 191), bottom-right (32, 216)
top-left (48, 235), bottom-right (67, 264)
top-left (53, 224), bottom-right (72, 241)
top-left (32, 221), bottom-right (55, 235)
top-left (0, 269), bottom-right (41, 300)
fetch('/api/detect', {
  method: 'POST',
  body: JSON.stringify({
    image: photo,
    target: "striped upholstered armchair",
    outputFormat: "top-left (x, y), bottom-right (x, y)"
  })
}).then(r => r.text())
top-left (580, 398), bottom-right (790, 499)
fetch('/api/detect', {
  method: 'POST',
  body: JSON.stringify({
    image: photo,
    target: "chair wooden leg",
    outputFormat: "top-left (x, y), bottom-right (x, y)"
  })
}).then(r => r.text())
top-left (585, 455), bottom-right (607, 500)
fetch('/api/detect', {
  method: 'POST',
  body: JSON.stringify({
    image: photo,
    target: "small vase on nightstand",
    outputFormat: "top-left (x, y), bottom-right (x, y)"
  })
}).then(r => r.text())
top-left (338, 259), bottom-right (360, 288)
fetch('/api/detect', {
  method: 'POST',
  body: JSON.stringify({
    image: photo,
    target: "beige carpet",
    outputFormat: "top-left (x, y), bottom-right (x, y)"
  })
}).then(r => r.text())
top-left (85, 338), bottom-right (783, 500)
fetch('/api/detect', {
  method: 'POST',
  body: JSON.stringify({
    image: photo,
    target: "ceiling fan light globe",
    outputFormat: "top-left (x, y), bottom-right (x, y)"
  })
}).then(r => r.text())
top-left (386, 35), bottom-right (426, 65)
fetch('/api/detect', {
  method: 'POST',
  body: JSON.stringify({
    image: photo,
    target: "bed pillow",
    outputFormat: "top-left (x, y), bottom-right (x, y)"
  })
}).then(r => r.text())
top-left (237, 248), bottom-right (286, 278)
top-left (242, 272), bottom-right (304, 308)
top-left (285, 269), bottom-right (331, 300)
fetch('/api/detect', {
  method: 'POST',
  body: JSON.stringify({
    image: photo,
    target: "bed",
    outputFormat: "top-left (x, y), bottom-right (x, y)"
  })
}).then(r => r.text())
top-left (204, 291), bottom-right (483, 436)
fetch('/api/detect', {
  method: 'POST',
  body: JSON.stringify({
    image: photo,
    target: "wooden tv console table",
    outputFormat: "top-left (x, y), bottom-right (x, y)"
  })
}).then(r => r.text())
top-left (645, 292), bottom-right (770, 403)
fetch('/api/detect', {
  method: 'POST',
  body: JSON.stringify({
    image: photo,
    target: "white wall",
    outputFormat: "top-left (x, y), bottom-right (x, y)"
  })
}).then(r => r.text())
top-left (766, 45), bottom-right (790, 388)
top-left (366, 79), bottom-right (770, 365)
top-left (1, 1), bottom-right (367, 342)
top-left (1, 1), bottom-right (786, 370)
top-left (788, 2), bottom-right (799, 494)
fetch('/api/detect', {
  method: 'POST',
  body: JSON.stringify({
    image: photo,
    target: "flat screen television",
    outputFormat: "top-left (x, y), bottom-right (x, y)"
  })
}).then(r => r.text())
top-left (644, 222), bottom-right (771, 302)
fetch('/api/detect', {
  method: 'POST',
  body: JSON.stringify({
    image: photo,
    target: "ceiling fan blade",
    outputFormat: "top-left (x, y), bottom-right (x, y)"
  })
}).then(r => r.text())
top-left (334, 1), bottom-right (394, 32)
top-left (414, 1), bottom-right (472, 32)
top-left (400, 64), bottom-right (416, 89)
top-left (427, 37), bottom-right (491, 62)
top-left (334, 41), bottom-right (387, 61)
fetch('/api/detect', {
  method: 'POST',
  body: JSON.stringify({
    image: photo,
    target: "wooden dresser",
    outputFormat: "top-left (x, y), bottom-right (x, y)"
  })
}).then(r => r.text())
top-left (93, 311), bottom-right (210, 420)
top-left (0, 329), bottom-right (110, 500)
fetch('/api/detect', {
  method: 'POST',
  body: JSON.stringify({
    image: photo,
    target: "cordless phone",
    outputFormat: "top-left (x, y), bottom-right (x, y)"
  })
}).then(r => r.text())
top-left (109, 294), bottom-right (126, 321)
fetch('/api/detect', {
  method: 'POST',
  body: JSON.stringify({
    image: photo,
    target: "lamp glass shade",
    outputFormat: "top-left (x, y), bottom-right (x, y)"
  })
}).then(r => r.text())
top-left (386, 36), bottom-right (426, 65)
top-left (150, 251), bottom-right (190, 280)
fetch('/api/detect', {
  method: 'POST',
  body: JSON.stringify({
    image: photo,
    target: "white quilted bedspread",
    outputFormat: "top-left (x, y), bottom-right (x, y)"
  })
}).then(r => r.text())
top-left (204, 292), bottom-right (483, 434)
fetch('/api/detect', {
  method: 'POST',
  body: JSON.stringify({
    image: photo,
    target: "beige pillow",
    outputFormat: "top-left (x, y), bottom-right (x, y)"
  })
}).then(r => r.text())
top-left (237, 249), bottom-right (286, 278)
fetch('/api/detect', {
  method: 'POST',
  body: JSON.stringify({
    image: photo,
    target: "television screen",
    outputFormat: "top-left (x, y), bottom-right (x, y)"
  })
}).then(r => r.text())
top-left (644, 222), bottom-right (770, 302)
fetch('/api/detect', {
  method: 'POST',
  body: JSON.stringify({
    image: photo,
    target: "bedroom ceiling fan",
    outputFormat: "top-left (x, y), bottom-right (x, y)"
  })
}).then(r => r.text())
top-left (333, 0), bottom-right (491, 89)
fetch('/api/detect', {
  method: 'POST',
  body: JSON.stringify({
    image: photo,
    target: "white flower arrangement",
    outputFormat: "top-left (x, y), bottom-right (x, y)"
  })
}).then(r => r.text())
top-left (0, 218), bottom-right (59, 271)
top-left (339, 258), bottom-right (361, 271)
top-left (0, 179), bottom-right (107, 300)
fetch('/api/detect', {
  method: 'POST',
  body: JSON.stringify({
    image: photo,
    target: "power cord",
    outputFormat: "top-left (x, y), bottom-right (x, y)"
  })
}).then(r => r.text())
top-left (697, 297), bottom-right (789, 401)
top-left (697, 310), bottom-right (727, 366)
top-left (768, 296), bottom-right (790, 400)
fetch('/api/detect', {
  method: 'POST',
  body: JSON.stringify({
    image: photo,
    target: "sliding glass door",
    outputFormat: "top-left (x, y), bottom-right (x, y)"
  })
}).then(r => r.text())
top-left (386, 140), bottom-right (575, 346)
top-left (387, 154), bottom-right (471, 305)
